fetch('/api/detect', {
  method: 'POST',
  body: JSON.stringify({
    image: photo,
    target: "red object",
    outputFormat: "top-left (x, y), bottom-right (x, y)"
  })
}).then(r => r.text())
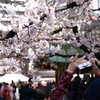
top-left (50, 71), bottom-right (73, 100)
top-left (4, 85), bottom-right (11, 100)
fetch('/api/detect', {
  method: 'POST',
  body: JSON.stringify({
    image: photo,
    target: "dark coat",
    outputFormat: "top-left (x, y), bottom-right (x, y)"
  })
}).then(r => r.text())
top-left (20, 85), bottom-right (35, 100)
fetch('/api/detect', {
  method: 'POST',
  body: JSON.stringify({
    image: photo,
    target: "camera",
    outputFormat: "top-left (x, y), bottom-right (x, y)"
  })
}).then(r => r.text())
top-left (77, 61), bottom-right (92, 74)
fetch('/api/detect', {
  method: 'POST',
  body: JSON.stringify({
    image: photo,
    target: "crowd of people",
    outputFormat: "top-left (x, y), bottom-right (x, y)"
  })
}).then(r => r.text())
top-left (0, 81), bottom-right (16, 100)
top-left (0, 53), bottom-right (100, 100)
top-left (17, 78), bottom-right (55, 100)
top-left (0, 77), bottom-right (55, 100)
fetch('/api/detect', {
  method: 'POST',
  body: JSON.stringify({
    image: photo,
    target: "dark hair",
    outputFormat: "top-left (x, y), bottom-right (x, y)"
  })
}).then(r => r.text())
top-left (28, 78), bottom-right (33, 82)
top-left (0, 83), bottom-right (2, 88)
top-left (32, 86), bottom-right (50, 100)
top-left (74, 76), bottom-right (81, 82)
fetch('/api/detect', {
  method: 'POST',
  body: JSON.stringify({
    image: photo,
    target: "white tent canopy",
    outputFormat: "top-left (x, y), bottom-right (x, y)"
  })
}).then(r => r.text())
top-left (0, 73), bottom-right (29, 83)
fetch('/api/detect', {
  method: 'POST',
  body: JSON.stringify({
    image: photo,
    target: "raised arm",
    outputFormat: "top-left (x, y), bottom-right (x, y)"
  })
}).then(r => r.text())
top-left (50, 53), bottom-right (87, 100)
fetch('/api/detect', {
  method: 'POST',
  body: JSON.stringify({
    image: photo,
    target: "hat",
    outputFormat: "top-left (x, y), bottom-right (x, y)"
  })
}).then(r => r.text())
top-left (28, 78), bottom-right (33, 82)
top-left (86, 78), bottom-right (100, 100)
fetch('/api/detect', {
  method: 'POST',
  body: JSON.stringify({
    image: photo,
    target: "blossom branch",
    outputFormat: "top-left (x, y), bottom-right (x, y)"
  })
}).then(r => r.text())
top-left (55, 0), bottom-right (89, 12)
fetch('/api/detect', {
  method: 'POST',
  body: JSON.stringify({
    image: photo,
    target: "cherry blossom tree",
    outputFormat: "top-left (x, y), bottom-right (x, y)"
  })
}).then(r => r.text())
top-left (0, 0), bottom-right (100, 74)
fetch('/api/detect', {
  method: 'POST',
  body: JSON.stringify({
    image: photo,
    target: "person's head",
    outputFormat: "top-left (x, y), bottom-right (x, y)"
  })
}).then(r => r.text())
top-left (5, 83), bottom-right (9, 86)
top-left (28, 78), bottom-right (33, 86)
top-left (74, 76), bottom-right (81, 82)
top-left (32, 86), bottom-right (50, 100)
top-left (85, 78), bottom-right (100, 100)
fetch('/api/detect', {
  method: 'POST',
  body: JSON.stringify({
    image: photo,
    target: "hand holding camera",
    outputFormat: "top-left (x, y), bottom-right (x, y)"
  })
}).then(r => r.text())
top-left (90, 58), bottom-right (100, 76)
top-left (67, 53), bottom-right (100, 75)
top-left (77, 58), bottom-right (100, 74)
top-left (67, 53), bottom-right (87, 74)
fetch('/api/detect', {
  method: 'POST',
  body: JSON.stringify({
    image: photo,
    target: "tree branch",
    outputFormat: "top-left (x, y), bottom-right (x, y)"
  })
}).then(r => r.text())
top-left (0, 30), bottom-right (17, 40)
top-left (55, 0), bottom-right (89, 12)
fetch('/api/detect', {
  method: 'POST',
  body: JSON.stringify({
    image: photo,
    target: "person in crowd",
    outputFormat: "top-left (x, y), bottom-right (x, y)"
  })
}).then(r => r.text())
top-left (31, 53), bottom-right (100, 100)
top-left (38, 81), bottom-right (42, 87)
top-left (8, 84), bottom-right (14, 100)
top-left (16, 80), bottom-right (21, 91)
top-left (68, 76), bottom-right (84, 100)
top-left (31, 86), bottom-right (51, 100)
top-left (0, 83), bottom-right (5, 100)
top-left (19, 78), bottom-right (35, 100)
top-left (4, 83), bottom-right (11, 100)
top-left (46, 80), bottom-right (52, 90)
top-left (11, 80), bottom-right (16, 100)
top-left (18, 81), bottom-right (25, 100)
